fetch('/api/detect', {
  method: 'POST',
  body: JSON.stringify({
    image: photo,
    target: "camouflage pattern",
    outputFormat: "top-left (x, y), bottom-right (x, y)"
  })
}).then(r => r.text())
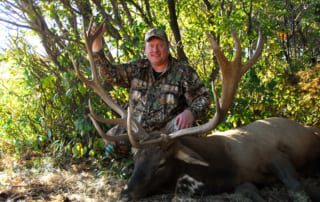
top-left (94, 51), bottom-right (211, 133)
top-left (144, 28), bottom-right (169, 43)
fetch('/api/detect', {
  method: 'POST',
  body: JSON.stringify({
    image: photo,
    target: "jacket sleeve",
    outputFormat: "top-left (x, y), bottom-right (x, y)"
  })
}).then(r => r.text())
top-left (94, 50), bottom-right (135, 88)
top-left (182, 67), bottom-right (211, 121)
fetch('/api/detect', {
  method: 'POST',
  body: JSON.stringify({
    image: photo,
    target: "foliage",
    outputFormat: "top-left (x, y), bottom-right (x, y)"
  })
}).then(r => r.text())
top-left (0, 37), bottom-right (104, 159)
top-left (0, 0), bottom-right (319, 167)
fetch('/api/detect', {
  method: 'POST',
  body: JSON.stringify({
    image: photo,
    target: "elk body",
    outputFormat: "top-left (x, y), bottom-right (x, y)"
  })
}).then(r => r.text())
top-left (73, 19), bottom-right (320, 201)
top-left (121, 117), bottom-right (320, 200)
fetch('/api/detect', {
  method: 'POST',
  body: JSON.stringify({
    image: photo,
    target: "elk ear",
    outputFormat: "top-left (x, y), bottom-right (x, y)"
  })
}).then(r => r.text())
top-left (174, 144), bottom-right (209, 167)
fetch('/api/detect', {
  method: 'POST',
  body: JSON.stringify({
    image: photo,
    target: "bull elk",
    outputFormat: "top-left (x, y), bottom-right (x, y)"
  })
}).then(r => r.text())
top-left (72, 18), bottom-right (320, 201)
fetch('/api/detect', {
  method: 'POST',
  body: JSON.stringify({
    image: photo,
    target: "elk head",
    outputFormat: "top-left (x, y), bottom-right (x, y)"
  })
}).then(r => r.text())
top-left (73, 17), bottom-right (264, 200)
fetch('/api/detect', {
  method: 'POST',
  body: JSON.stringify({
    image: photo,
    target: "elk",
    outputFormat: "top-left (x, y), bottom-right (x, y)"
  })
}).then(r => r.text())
top-left (73, 18), bottom-right (320, 201)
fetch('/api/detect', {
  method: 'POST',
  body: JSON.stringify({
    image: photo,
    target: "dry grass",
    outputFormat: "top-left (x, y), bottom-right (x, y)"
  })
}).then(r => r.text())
top-left (0, 155), bottom-right (125, 202)
top-left (0, 155), bottom-right (319, 202)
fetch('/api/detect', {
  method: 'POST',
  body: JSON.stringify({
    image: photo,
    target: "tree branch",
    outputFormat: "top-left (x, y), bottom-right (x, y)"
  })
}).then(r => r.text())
top-left (110, 0), bottom-right (130, 39)
top-left (0, 17), bottom-right (32, 30)
top-left (144, 0), bottom-right (153, 26)
top-left (127, 0), bottom-right (153, 27)
top-left (203, 0), bottom-right (212, 10)
top-left (92, 0), bottom-right (122, 40)
top-left (119, 0), bottom-right (134, 25)
top-left (167, 0), bottom-right (188, 62)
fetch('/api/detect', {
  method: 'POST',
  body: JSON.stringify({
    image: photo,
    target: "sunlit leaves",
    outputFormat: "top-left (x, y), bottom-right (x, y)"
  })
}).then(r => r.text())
top-left (0, 0), bottom-right (319, 164)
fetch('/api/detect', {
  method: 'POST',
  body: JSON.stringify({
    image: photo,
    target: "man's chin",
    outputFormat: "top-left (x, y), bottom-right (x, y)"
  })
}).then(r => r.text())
top-left (150, 61), bottom-right (163, 67)
top-left (150, 58), bottom-right (161, 62)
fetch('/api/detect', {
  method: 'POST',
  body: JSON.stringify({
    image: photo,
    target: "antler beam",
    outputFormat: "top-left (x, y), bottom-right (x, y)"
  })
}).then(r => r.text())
top-left (167, 30), bottom-right (265, 139)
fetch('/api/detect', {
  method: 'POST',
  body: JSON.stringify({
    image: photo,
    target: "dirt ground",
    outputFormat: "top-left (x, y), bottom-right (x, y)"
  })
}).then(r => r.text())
top-left (0, 155), bottom-right (319, 202)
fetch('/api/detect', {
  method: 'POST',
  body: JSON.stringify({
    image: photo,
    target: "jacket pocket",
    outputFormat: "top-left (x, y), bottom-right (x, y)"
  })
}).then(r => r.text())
top-left (131, 78), bottom-right (147, 102)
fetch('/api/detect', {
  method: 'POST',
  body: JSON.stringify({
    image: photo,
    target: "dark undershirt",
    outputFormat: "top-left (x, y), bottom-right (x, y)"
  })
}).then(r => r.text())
top-left (153, 69), bottom-right (163, 80)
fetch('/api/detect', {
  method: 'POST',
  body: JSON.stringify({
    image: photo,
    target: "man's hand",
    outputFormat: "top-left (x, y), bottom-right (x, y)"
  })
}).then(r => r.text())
top-left (90, 22), bottom-right (106, 53)
top-left (175, 109), bottom-right (194, 130)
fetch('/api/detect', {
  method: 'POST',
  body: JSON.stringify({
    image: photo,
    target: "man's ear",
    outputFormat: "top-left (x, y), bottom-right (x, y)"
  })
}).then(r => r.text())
top-left (174, 144), bottom-right (209, 167)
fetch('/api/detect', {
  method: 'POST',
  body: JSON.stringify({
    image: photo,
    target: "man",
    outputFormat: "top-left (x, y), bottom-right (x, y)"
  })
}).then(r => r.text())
top-left (91, 24), bottom-right (210, 156)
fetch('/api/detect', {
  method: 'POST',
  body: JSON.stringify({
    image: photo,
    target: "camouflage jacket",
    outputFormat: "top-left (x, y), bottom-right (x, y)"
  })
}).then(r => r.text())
top-left (94, 51), bottom-right (211, 132)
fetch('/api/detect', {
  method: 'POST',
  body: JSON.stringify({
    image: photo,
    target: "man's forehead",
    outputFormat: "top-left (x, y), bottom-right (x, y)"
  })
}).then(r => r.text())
top-left (146, 36), bottom-right (167, 43)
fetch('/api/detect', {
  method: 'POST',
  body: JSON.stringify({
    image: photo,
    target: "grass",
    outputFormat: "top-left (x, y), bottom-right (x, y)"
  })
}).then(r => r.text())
top-left (0, 155), bottom-right (125, 202)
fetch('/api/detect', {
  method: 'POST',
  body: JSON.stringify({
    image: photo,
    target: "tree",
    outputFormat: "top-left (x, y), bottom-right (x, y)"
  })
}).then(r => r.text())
top-left (0, 0), bottom-right (318, 158)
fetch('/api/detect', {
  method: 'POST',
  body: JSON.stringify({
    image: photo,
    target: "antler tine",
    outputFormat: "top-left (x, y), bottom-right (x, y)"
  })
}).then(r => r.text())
top-left (126, 98), bottom-right (150, 147)
top-left (127, 104), bottom-right (141, 148)
top-left (83, 16), bottom-right (98, 81)
top-left (206, 32), bottom-right (229, 69)
top-left (231, 29), bottom-right (242, 66)
top-left (242, 30), bottom-right (265, 75)
top-left (89, 99), bottom-right (126, 126)
top-left (138, 134), bottom-right (170, 147)
top-left (88, 114), bottom-right (128, 143)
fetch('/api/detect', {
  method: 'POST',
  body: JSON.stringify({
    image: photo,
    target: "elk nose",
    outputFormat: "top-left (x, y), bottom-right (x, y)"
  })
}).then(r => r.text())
top-left (119, 194), bottom-right (131, 202)
top-left (119, 195), bottom-right (131, 202)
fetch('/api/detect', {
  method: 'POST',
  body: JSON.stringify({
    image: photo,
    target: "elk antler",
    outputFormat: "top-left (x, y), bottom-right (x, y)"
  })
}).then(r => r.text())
top-left (72, 16), bottom-right (147, 143)
top-left (72, 17), bottom-right (126, 118)
top-left (168, 30), bottom-right (265, 139)
top-left (127, 103), bottom-right (142, 148)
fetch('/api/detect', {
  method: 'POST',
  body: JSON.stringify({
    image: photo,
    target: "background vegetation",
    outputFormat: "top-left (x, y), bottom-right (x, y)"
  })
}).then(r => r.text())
top-left (0, 0), bottom-right (319, 163)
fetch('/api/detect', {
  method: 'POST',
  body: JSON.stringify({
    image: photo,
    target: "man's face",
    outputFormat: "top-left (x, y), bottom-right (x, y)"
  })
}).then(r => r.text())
top-left (145, 37), bottom-right (169, 68)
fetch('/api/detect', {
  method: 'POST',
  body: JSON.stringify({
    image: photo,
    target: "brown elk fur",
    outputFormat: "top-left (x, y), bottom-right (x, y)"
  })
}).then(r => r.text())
top-left (121, 117), bottom-right (320, 200)
top-left (213, 117), bottom-right (320, 184)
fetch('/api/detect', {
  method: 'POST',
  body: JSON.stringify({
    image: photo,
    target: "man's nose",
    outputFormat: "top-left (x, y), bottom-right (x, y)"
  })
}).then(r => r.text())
top-left (153, 46), bottom-right (160, 52)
